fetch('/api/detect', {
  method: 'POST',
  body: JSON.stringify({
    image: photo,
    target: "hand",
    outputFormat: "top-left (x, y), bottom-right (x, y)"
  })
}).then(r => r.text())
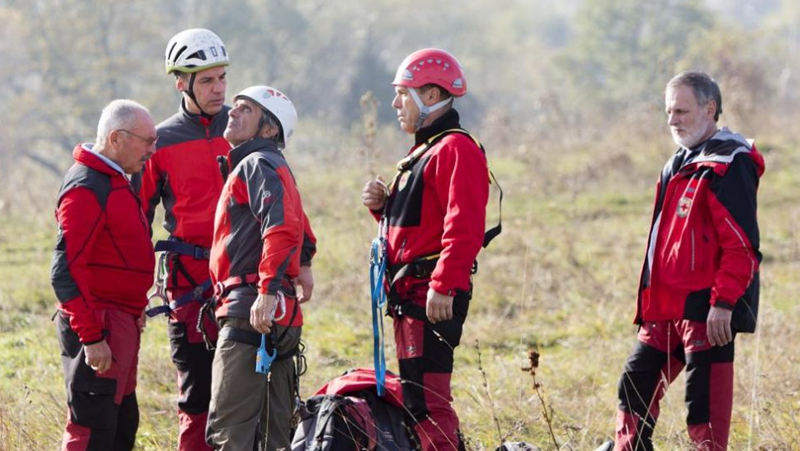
top-left (707, 305), bottom-right (734, 347)
top-left (426, 288), bottom-right (454, 324)
top-left (293, 266), bottom-right (314, 304)
top-left (84, 340), bottom-right (113, 373)
top-left (250, 293), bottom-right (277, 334)
top-left (137, 309), bottom-right (147, 333)
top-left (362, 176), bottom-right (388, 211)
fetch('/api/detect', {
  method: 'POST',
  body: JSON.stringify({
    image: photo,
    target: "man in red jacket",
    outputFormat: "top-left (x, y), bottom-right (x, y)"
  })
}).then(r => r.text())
top-left (594, 72), bottom-right (764, 451)
top-left (361, 48), bottom-right (489, 451)
top-left (206, 86), bottom-right (315, 451)
top-left (132, 28), bottom-right (232, 451)
top-left (51, 99), bottom-right (157, 451)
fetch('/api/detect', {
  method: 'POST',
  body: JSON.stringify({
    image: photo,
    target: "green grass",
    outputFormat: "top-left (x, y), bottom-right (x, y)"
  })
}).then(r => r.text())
top-left (2, 129), bottom-right (799, 450)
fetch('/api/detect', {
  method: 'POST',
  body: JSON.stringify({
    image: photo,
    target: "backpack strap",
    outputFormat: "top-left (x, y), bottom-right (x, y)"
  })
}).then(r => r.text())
top-left (386, 128), bottom-right (503, 249)
top-left (310, 396), bottom-right (340, 451)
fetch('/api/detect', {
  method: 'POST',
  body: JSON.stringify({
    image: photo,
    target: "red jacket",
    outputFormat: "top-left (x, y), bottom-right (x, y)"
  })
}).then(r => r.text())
top-left (637, 128), bottom-right (764, 332)
top-left (378, 109), bottom-right (488, 295)
top-left (210, 138), bottom-right (316, 326)
top-left (133, 102), bottom-right (231, 288)
top-left (51, 145), bottom-right (155, 344)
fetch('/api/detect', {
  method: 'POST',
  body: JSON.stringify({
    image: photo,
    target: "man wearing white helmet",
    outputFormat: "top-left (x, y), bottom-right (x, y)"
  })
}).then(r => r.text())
top-left (132, 28), bottom-right (232, 451)
top-left (206, 86), bottom-right (316, 451)
top-left (362, 48), bottom-right (492, 451)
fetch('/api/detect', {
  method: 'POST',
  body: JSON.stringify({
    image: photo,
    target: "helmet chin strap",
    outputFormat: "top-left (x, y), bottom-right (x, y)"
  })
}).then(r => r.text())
top-left (185, 72), bottom-right (213, 118)
top-left (409, 88), bottom-right (452, 131)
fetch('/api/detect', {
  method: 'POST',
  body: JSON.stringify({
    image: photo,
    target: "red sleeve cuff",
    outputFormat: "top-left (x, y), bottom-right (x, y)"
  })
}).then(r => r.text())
top-left (82, 335), bottom-right (106, 346)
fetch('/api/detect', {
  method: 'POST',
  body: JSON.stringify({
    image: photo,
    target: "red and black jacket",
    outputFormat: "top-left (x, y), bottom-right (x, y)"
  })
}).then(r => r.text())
top-left (376, 109), bottom-right (489, 295)
top-left (51, 145), bottom-right (155, 344)
top-left (637, 127), bottom-right (765, 332)
top-left (132, 101), bottom-right (231, 289)
top-left (209, 138), bottom-right (316, 326)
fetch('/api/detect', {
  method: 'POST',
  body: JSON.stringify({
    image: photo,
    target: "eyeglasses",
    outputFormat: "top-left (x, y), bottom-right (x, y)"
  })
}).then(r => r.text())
top-left (118, 129), bottom-right (159, 147)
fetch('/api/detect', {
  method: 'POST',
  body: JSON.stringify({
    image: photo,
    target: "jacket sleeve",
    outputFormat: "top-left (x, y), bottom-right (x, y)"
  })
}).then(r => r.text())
top-left (428, 136), bottom-right (490, 294)
top-left (50, 187), bottom-right (106, 344)
top-left (300, 212), bottom-right (317, 266)
top-left (706, 152), bottom-right (761, 308)
top-left (246, 161), bottom-right (302, 296)
top-left (132, 154), bottom-right (162, 230)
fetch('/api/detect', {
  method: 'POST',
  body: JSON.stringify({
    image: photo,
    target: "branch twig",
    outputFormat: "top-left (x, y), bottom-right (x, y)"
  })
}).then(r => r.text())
top-left (522, 349), bottom-right (558, 450)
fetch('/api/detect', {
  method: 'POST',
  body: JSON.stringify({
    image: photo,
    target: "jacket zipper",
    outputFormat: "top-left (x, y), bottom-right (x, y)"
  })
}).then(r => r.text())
top-left (690, 229), bottom-right (696, 271)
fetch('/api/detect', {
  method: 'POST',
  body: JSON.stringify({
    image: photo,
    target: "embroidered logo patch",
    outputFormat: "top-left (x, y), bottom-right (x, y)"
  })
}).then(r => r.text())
top-left (398, 172), bottom-right (411, 191)
top-left (677, 196), bottom-right (692, 218)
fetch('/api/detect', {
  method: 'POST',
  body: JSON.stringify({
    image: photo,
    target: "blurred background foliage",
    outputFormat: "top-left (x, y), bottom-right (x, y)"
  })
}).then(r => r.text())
top-left (1, 0), bottom-right (798, 217)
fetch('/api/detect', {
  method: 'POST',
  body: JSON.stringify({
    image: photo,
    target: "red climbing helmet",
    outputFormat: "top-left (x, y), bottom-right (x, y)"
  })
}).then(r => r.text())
top-left (392, 48), bottom-right (467, 97)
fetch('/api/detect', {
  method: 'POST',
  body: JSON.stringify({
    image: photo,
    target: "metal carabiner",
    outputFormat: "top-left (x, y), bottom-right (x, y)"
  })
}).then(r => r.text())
top-left (271, 291), bottom-right (287, 322)
top-left (147, 252), bottom-right (169, 309)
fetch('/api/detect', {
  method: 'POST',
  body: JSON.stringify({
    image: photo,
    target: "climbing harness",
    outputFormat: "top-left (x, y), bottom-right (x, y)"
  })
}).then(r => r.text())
top-left (145, 238), bottom-right (213, 317)
top-left (388, 128), bottom-right (503, 249)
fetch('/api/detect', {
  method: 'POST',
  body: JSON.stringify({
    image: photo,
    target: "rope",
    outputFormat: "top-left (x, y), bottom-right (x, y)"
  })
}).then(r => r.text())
top-left (370, 222), bottom-right (388, 397)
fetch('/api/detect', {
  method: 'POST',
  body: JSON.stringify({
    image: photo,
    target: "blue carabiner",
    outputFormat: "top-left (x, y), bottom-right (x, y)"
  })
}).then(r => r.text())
top-left (255, 333), bottom-right (277, 375)
top-left (370, 235), bottom-right (388, 396)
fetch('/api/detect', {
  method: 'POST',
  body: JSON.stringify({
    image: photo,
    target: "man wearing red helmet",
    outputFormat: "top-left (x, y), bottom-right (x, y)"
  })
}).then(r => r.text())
top-left (362, 48), bottom-right (489, 451)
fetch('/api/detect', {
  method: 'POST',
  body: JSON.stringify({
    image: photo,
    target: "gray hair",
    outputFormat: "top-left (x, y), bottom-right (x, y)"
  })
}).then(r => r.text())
top-left (258, 108), bottom-right (285, 149)
top-left (96, 99), bottom-right (151, 147)
top-left (666, 72), bottom-right (723, 122)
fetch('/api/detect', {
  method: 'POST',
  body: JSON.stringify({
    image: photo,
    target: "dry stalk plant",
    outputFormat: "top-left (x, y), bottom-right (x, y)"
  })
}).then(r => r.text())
top-left (522, 349), bottom-right (558, 451)
top-left (360, 90), bottom-right (380, 176)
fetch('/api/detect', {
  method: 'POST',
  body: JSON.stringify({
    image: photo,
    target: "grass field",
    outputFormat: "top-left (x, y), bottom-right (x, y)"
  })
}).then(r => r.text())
top-left (1, 123), bottom-right (799, 450)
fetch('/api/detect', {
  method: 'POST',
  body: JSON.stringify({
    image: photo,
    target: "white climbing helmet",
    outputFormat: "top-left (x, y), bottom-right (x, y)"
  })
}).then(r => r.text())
top-left (165, 28), bottom-right (229, 74)
top-left (234, 86), bottom-right (298, 149)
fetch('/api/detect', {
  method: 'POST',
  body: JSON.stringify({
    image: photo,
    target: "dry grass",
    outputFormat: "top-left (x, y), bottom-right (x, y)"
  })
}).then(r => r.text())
top-left (1, 114), bottom-right (798, 450)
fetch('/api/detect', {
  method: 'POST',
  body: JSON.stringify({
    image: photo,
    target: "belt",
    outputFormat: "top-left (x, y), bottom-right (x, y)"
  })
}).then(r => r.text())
top-left (154, 239), bottom-right (210, 260)
top-left (214, 273), bottom-right (260, 299)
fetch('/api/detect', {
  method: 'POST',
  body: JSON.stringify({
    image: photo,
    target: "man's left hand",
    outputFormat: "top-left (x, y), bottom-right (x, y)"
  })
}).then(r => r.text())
top-left (293, 266), bottom-right (314, 304)
top-left (426, 288), bottom-right (454, 324)
top-left (251, 294), bottom-right (277, 334)
top-left (707, 305), bottom-right (733, 347)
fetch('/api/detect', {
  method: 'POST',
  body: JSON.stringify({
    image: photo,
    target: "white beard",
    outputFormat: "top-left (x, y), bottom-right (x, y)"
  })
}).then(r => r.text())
top-left (671, 125), bottom-right (710, 149)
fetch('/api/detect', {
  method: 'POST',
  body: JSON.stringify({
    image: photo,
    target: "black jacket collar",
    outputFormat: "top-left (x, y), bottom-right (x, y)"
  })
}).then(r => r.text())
top-left (229, 138), bottom-right (280, 170)
top-left (414, 108), bottom-right (461, 146)
top-left (179, 99), bottom-right (228, 126)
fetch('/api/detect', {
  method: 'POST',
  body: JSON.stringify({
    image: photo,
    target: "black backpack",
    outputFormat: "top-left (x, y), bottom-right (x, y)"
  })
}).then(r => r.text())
top-left (291, 386), bottom-right (416, 451)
